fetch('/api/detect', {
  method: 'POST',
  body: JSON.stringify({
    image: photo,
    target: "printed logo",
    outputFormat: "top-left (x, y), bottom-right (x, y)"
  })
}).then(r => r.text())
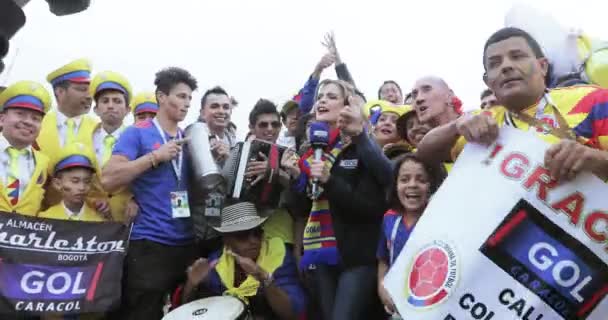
top-left (192, 308), bottom-right (207, 316)
top-left (0, 263), bottom-right (102, 301)
top-left (405, 240), bottom-right (458, 308)
top-left (536, 115), bottom-right (557, 134)
top-left (480, 199), bottom-right (608, 319)
top-left (339, 159), bottom-right (358, 169)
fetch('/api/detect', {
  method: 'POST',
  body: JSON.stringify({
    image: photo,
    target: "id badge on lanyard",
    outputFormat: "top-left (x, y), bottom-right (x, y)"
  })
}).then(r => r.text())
top-left (152, 119), bottom-right (190, 219)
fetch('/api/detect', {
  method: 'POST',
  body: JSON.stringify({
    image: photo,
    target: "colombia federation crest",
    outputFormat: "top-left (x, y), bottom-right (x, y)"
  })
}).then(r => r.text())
top-left (404, 240), bottom-right (459, 309)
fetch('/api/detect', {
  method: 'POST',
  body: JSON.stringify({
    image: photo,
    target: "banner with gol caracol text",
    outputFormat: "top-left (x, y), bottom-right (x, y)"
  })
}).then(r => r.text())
top-left (384, 126), bottom-right (608, 320)
top-left (0, 213), bottom-right (130, 315)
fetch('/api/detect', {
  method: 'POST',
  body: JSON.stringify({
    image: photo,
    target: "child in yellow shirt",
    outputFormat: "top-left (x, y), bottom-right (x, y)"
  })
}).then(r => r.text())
top-left (39, 142), bottom-right (107, 222)
top-left (38, 142), bottom-right (106, 319)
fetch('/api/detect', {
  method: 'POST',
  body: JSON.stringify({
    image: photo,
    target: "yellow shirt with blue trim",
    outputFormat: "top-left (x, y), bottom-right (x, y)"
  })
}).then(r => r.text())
top-left (37, 111), bottom-right (98, 208)
top-left (0, 147), bottom-right (48, 216)
top-left (36, 110), bottom-right (98, 157)
top-left (451, 86), bottom-right (608, 161)
top-left (89, 124), bottom-right (132, 222)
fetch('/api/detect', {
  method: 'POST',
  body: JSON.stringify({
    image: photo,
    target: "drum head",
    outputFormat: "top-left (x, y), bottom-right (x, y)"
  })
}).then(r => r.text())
top-left (163, 296), bottom-right (245, 320)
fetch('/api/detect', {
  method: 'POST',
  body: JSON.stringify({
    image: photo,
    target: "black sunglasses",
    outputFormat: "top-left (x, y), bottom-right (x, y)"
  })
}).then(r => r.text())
top-left (257, 121), bottom-right (281, 129)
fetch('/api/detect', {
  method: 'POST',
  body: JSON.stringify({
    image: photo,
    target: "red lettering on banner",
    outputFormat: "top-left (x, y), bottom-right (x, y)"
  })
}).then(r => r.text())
top-left (523, 167), bottom-right (557, 202)
top-left (583, 211), bottom-right (608, 244)
top-left (551, 192), bottom-right (585, 226)
top-left (500, 153), bottom-right (530, 180)
top-left (496, 152), bottom-right (607, 255)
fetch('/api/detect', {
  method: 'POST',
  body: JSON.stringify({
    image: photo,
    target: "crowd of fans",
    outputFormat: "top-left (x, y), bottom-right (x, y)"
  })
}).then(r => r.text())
top-left (1, 25), bottom-right (608, 320)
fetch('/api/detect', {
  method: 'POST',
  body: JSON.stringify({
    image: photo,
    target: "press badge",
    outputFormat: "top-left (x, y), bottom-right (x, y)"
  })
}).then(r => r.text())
top-left (171, 191), bottom-right (191, 218)
top-left (204, 192), bottom-right (223, 218)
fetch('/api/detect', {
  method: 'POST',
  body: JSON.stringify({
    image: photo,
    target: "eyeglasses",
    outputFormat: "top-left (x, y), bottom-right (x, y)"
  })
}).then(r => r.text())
top-left (229, 227), bottom-right (264, 240)
top-left (257, 121), bottom-right (281, 129)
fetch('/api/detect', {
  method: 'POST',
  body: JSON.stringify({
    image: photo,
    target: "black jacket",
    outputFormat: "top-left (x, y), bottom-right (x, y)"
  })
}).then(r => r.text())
top-left (294, 134), bottom-right (389, 268)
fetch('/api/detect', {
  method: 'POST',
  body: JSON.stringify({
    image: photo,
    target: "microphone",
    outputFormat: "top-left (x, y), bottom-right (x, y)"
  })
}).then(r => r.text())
top-left (308, 121), bottom-right (330, 199)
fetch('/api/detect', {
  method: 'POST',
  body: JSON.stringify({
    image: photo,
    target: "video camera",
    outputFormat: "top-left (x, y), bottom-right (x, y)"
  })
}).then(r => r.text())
top-left (0, 0), bottom-right (91, 73)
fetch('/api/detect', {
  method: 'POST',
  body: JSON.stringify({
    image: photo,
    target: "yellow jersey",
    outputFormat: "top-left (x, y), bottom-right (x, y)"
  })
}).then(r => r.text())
top-left (451, 86), bottom-right (608, 161)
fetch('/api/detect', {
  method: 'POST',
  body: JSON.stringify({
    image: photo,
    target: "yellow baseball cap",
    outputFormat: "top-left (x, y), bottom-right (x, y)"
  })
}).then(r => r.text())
top-left (364, 100), bottom-right (410, 124)
top-left (0, 80), bottom-right (52, 114)
top-left (46, 58), bottom-right (92, 86)
top-left (89, 71), bottom-right (133, 105)
top-left (363, 100), bottom-right (390, 119)
top-left (381, 105), bottom-right (409, 118)
top-left (130, 91), bottom-right (158, 115)
top-left (50, 142), bottom-right (98, 176)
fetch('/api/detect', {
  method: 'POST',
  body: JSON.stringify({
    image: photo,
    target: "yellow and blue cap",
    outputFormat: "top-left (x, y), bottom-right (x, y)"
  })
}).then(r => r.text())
top-left (46, 58), bottom-right (92, 86)
top-left (0, 80), bottom-right (51, 114)
top-left (364, 100), bottom-right (410, 125)
top-left (381, 105), bottom-right (409, 117)
top-left (89, 71), bottom-right (133, 105)
top-left (130, 92), bottom-right (158, 115)
top-left (50, 142), bottom-right (97, 175)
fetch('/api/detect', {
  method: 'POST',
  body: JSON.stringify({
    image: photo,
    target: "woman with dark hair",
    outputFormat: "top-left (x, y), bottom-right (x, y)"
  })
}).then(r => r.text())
top-left (293, 79), bottom-right (390, 320)
top-left (376, 153), bottom-right (446, 318)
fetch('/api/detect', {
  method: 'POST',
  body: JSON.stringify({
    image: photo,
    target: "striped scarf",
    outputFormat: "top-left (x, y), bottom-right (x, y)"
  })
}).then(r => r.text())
top-left (296, 129), bottom-right (344, 269)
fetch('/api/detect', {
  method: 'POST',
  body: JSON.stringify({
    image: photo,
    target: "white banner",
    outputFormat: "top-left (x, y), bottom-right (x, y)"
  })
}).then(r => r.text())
top-left (384, 126), bottom-right (608, 320)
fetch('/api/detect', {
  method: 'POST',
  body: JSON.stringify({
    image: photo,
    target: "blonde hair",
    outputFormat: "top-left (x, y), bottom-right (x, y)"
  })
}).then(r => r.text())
top-left (314, 79), bottom-right (356, 103)
top-left (314, 79), bottom-right (367, 130)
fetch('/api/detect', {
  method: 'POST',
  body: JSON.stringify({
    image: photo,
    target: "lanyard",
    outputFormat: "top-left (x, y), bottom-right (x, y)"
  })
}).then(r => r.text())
top-left (505, 93), bottom-right (583, 143)
top-left (389, 215), bottom-right (403, 265)
top-left (152, 118), bottom-right (183, 182)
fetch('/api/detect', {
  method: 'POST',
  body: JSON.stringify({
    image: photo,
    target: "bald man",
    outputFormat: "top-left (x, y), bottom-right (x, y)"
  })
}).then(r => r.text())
top-left (410, 76), bottom-right (460, 127)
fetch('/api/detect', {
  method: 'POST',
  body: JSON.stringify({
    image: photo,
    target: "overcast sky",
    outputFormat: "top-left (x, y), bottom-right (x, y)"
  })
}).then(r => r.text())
top-left (2, 0), bottom-right (607, 138)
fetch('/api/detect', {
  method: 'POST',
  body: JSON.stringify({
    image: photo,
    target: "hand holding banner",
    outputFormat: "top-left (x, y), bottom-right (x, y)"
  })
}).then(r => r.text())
top-left (384, 126), bottom-right (608, 320)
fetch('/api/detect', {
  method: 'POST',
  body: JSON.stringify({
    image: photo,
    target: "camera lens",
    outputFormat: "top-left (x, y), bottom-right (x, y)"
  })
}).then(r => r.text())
top-left (46, 0), bottom-right (91, 16)
top-left (0, 35), bottom-right (8, 59)
top-left (0, 0), bottom-right (26, 67)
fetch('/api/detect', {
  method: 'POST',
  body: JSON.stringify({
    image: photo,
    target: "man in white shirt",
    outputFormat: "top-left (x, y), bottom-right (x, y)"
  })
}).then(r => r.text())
top-left (0, 80), bottom-right (51, 216)
top-left (89, 71), bottom-right (132, 166)
top-left (37, 58), bottom-right (98, 155)
top-left (88, 70), bottom-right (134, 222)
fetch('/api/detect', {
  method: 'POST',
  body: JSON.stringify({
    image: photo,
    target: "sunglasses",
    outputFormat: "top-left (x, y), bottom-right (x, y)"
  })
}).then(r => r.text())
top-left (228, 227), bottom-right (264, 240)
top-left (257, 121), bottom-right (281, 129)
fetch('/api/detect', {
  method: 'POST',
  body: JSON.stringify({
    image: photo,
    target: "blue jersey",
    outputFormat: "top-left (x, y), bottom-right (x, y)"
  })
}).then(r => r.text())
top-left (113, 119), bottom-right (193, 245)
top-left (377, 210), bottom-right (416, 265)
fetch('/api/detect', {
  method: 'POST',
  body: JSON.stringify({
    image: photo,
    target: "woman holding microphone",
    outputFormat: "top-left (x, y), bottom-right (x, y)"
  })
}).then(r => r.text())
top-left (292, 79), bottom-right (391, 320)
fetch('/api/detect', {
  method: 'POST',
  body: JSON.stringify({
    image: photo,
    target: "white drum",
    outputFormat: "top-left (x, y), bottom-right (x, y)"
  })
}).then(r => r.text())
top-left (163, 296), bottom-right (248, 320)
